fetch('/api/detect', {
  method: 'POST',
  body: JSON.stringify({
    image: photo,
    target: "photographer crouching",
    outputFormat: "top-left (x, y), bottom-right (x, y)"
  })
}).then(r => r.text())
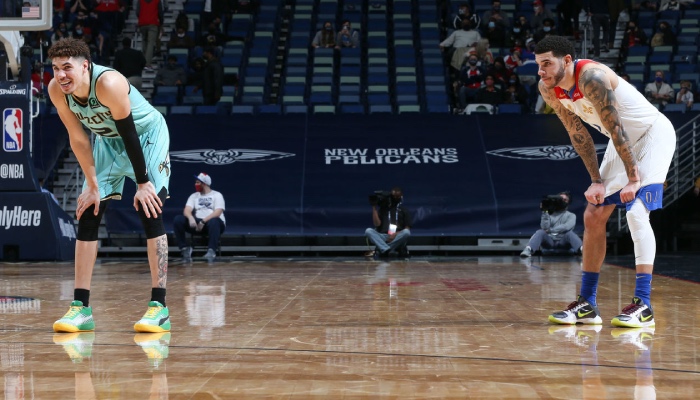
top-left (520, 191), bottom-right (582, 257)
top-left (365, 187), bottom-right (412, 259)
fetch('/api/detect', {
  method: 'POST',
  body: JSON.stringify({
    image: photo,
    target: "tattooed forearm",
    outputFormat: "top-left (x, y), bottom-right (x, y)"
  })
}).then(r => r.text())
top-left (156, 235), bottom-right (168, 288)
top-left (570, 130), bottom-right (602, 181)
top-left (539, 81), bottom-right (602, 181)
top-left (580, 68), bottom-right (639, 181)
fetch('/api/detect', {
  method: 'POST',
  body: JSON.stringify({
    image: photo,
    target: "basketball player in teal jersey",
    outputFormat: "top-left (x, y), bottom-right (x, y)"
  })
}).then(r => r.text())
top-left (48, 38), bottom-right (172, 333)
top-left (535, 36), bottom-right (676, 329)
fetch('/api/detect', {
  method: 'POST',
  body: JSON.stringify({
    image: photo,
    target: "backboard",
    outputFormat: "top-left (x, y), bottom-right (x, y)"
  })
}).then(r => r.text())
top-left (0, 0), bottom-right (53, 31)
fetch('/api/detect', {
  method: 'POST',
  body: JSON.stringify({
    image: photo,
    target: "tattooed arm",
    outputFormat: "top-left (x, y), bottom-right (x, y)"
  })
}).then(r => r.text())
top-left (538, 80), bottom-right (602, 183)
top-left (579, 67), bottom-right (641, 203)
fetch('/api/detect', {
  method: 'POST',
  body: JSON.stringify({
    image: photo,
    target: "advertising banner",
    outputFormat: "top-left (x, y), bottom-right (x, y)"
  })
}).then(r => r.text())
top-left (0, 192), bottom-right (76, 261)
top-left (0, 81), bottom-right (37, 192)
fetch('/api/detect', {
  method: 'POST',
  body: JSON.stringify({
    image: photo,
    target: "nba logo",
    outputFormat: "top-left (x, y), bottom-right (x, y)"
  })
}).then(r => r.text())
top-left (3, 108), bottom-right (23, 152)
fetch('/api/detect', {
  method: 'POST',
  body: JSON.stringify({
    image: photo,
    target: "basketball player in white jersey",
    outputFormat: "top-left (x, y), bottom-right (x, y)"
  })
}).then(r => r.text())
top-left (534, 36), bottom-right (676, 328)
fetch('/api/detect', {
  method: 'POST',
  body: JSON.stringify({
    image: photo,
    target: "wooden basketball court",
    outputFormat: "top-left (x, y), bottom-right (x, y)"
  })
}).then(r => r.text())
top-left (1, 254), bottom-right (699, 398)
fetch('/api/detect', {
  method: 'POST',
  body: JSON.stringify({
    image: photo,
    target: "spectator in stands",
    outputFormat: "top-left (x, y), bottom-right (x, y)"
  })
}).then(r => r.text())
top-left (173, 172), bottom-right (226, 262)
top-left (450, 2), bottom-right (481, 32)
top-left (557, 0), bottom-right (582, 38)
top-left (520, 191), bottom-right (582, 257)
top-left (468, 38), bottom-right (494, 66)
top-left (201, 0), bottom-right (230, 35)
top-left (93, 0), bottom-right (123, 36)
top-left (502, 73), bottom-right (529, 107)
top-left (112, 37), bottom-right (146, 90)
top-left (441, 18), bottom-right (482, 70)
top-left (620, 73), bottom-right (631, 82)
top-left (69, 0), bottom-right (92, 23)
top-left (455, 54), bottom-right (485, 112)
top-left (533, 18), bottom-right (556, 43)
top-left (365, 187), bottom-right (411, 259)
top-left (81, 29), bottom-right (105, 63)
top-left (201, 47), bottom-right (224, 105)
top-left (188, 57), bottom-right (205, 87)
top-left (31, 62), bottom-right (52, 95)
top-left (503, 47), bottom-right (524, 72)
top-left (645, 70), bottom-right (674, 107)
top-left (335, 20), bottom-right (360, 49)
top-left (584, 0), bottom-right (611, 57)
top-left (155, 55), bottom-right (187, 88)
top-left (486, 56), bottom-right (511, 87)
top-left (483, 18), bottom-right (507, 48)
top-left (51, 22), bottom-right (71, 44)
top-left (482, 0), bottom-right (511, 31)
top-left (530, 0), bottom-right (555, 31)
top-left (694, 176), bottom-right (700, 197)
top-left (507, 20), bottom-right (528, 48)
top-left (312, 21), bottom-right (336, 49)
top-left (650, 21), bottom-right (677, 48)
top-left (168, 27), bottom-right (196, 50)
top-left (676, 80), bottom-right (694, 110)
top-left (620, 21), bottom-right (647, 58)
top-left (475, 74), bottom-right (503, 106)
top-left (517, 15), bottom-right (532, 35)
top-left (175, 10), bottom-right (189, 31)
top-left (137, 0), bottom-right (164, 71)
top-left (201, 18), bottom-right (228, 47)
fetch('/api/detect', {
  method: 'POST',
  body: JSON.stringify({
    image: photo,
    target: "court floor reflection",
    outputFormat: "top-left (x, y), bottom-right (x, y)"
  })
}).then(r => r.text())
top-left (0, 255), bottom-right (699, 398)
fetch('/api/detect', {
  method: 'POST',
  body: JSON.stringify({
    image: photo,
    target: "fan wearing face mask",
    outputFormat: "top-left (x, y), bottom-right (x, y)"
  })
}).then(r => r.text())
top-left (173, 173), bottom-right (227, 262)
top-left (644, 70), bottom-right (674, 107)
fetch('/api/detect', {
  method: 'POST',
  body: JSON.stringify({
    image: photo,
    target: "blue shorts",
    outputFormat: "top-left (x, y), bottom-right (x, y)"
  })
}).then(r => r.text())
top-left (86, 118), bottom-right (171, 200)
top-left (599, 183), bottom-right (664, 212)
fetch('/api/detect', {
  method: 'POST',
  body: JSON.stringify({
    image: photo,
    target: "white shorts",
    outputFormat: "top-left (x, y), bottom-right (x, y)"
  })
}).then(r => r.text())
top-left (599, 114), bottom-right (676, 198)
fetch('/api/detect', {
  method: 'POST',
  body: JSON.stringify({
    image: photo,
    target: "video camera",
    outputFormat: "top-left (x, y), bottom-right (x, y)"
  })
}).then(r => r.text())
top-left (368, 190), bottom-right (392, 208)
top-left (541, 194), bottom-right (568, 213)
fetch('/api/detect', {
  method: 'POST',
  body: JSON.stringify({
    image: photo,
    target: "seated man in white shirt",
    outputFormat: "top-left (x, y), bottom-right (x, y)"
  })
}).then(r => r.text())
top-left (173, 172), bottom-right (226, 261)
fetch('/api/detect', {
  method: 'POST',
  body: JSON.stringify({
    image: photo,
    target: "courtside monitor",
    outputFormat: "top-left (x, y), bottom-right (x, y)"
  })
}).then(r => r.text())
top-left (0, 0), bottom-right (52, 31)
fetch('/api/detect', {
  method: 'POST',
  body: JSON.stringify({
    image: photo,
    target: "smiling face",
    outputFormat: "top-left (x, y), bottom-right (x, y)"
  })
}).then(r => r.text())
top-left (535, 51), bottom-right (570, 89)
top-left (51, 56), bottom-right (89, 95)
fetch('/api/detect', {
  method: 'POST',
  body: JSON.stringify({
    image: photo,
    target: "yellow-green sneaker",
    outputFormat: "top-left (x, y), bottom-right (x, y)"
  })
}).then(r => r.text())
top-left (134, 332), bottom-right (171, 368)
top-left (53, 332), bottom-right (95, 363)
top-left (53, 301), bottom-right (95, 333)
top-left (134, 301), bottom-right (171, 333)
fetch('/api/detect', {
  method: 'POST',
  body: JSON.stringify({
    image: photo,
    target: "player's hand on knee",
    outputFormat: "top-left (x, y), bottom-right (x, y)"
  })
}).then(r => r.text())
top-left (584, 183), bottom-right (606, 205)
top-left (76, 187), bottom-right (101, 219)
top-left (134, 182), bottom-right (163, 218)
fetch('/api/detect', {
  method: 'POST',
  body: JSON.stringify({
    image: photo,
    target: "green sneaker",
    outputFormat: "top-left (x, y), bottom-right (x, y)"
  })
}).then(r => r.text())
top-left (134, 301), bottom-right (171, 333)
top-left (53, 301), bottom-right (95, 333)
top-left (53, 332), bottom-right (95, 363)
top-left (134, 332), bottom-right (171, 368)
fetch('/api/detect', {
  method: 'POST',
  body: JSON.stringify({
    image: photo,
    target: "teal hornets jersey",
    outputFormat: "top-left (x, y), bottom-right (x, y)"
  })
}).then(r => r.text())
top-left (66, 63), bottom-right (163, 138)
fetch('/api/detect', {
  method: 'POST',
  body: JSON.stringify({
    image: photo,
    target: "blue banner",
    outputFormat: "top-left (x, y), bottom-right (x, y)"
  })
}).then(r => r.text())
top-left (99, 114), bottom-right (622, 236)
top-left (0, 192), bottom-right (76, 260)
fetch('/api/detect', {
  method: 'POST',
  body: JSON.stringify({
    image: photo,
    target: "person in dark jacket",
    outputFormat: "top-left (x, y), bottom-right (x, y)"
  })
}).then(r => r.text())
top-left (112, 37), bottom-right (146, 89)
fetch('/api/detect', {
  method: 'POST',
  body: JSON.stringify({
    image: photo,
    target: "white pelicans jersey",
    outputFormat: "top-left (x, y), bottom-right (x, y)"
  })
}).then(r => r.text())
top-left (553, 59), bottom-right (661, 145)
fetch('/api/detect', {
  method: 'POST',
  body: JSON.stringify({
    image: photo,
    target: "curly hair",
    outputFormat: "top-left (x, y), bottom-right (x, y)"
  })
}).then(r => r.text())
top-left (534, 35), bottom-right (576, 59)
top-left (47, 38), bottom-right (91, 62)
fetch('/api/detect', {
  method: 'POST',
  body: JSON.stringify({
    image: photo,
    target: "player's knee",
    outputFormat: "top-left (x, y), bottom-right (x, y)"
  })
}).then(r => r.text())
top-left (627, 204), bottom-right (651, 243)
top-left (137, 207), bottom-right (166, 239)
top-left (76, 206), bottom-right (103, 241)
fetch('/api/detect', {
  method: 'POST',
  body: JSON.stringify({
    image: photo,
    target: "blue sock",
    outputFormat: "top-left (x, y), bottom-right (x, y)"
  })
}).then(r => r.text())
top-left (580, 272), bottom-right (600, 306)
top-left (634, 273), bottom-right (652, 306)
